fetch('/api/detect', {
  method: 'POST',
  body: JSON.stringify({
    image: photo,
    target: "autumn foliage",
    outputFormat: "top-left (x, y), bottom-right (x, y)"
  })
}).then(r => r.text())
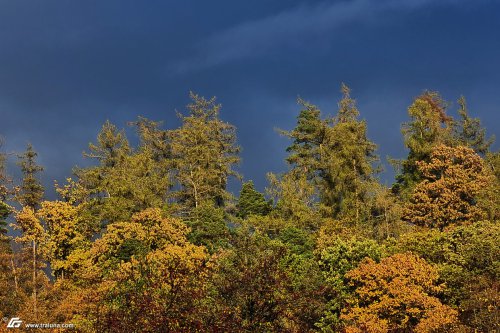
top-left (0, 88), bottom-right (498, 332)
top-left (403, 145), bottom-right (491, 230)
top-left (342, 253), bottom-right (458, 332)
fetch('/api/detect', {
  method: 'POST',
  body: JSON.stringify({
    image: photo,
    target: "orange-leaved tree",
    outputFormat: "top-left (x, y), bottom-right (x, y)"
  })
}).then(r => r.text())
top-left (341, 252), bottom-right (458, 333)
top-left (403, 145), bottom-right (491, 230)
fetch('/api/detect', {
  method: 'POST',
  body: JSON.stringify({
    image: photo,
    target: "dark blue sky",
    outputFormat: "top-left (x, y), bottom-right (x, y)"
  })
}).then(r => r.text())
top-left (1, 0), bottom-right (499, 196)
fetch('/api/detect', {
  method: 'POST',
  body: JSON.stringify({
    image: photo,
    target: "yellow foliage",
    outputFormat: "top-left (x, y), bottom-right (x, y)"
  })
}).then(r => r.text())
top-left (342, 253), bottom-right (458, 333)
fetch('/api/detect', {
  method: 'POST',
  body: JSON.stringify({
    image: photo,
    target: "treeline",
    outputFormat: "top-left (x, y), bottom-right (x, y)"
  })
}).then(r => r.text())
top-left (0, 87), bottom-right (499, 332)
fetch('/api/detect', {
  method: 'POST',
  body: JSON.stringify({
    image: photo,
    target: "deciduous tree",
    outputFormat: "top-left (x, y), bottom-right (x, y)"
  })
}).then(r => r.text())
top-left (342, 253), bottom-right (458, 333)
top-left (403, 145), bottom-right (491, 230)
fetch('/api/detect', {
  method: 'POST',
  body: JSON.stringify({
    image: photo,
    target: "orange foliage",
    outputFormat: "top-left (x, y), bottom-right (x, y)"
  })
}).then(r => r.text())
top-left (342, 253), bottom-right (458, 333)
top-left (403, 145), bottom-right (491, 230)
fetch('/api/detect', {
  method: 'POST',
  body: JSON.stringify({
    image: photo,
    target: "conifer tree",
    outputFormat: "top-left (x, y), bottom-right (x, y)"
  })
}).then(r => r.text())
top-left (77, 120), bottom-right (171, 223)
top-left (283, 98), bottom-right (326, 182)
top-left (452, 96), bottom-right (494, 155)
top-left (15, 143), bottom-right (45, 319)
top-left (393, 91), bottom-right (453, 196)
top-left (237, 181), bottom-right (271, 218)
top-left (0, 142), bottom-right (10, 241)
top-left (17, 144), bottom-right (44, 210)
top-left (320, 84), bottom-right (378, 221)
top-left (170, 92), bottom-right (240, 211)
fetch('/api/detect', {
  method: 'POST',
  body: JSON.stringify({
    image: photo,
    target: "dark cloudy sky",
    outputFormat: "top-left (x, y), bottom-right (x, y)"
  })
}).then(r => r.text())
top-left (1, 0), bottom-right (499, 196)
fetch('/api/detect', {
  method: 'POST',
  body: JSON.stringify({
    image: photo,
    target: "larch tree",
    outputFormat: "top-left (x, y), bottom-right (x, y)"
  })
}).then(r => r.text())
top-left (170, 92), bottom-right (240, 211)
top-left (77, 120), bottom-right (171, 224)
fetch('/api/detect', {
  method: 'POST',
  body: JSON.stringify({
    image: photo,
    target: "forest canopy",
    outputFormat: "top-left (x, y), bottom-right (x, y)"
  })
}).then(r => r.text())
top-left (0, 87), bottom-right (498, 332)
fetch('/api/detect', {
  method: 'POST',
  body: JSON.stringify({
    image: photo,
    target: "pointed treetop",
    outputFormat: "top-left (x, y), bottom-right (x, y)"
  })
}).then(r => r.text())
top-left (336, 83), bottom-right (359, 123)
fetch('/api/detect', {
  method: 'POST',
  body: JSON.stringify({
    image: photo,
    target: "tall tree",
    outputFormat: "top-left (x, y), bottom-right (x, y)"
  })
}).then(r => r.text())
top-left (393, 91), bottom-right (453, 196)
top-left (281, 84), bottom-right (378, 222)
top-left (17, 144), bottom-right (44, 210)
top-left (170, 92), bottom-right (240, 211)
top-left (128, 116), bottom-right (171, 161)
top-left (15, 143), bottom-right (45, 320)
top-left (282, 97), bottom-right (326, 182)
top-left (320, 84), bottom-right (378, 221)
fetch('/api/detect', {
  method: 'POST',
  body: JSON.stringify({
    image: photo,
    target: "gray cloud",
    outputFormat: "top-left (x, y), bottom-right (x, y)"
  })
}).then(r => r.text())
top-left (174, 0), bottom-right (472, 72)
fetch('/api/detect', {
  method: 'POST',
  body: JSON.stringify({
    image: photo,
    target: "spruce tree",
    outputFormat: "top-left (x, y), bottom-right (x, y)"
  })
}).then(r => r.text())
top-left (320, 84), bottom-right (378, 221)
top-left (237, 181), bottom-right (271, 218)
top-left (15, 143), bottom-right (45, 320)
top-left (17, 144), bottom-right (44, 210)
top-left (283, 98), bottom-right (326, 182)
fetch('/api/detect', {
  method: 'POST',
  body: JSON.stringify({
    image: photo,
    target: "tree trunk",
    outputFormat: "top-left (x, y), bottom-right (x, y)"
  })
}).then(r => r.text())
top-left (33, 239), bottom-right (37, 320)
top-left (10, 256), bottom-right (18, 292)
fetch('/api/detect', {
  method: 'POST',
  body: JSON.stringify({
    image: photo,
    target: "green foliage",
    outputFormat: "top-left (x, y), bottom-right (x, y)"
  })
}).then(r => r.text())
top-left (185, 201), bottom-right (231, 253)
top-left (283, 97), bottom-right (325, 181)
top-left (77, 120), bottom-right (171, 224)
top-left (1, 89), bottom-right (498, 332)
top-left (281, 84), bottom-right (378, 223)
top-left (320, 85), bottom-right (378, 221)
top-left (16, 143), bottom-right (44, 209)
top-left (316, 236), bottom-right (383, 331)
top-left (267, 171), bottom-right (321, 230)
top-left (391, 221), bottom-right (500, 332)
top-left (237, 181), bottom-right (271, 218)
top-left (394, 91), bottom-right (453, 196)
top-left (452, 96), bottom-right (494, 155)
top-left (277, 226), bottom-right (314, 256)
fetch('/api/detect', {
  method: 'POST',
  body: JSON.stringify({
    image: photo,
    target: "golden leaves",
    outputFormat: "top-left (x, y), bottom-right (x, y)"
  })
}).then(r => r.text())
top-left (342, 253), bottom-right (458, 333)
top-left (403, 145), bottom-right (492, 230)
